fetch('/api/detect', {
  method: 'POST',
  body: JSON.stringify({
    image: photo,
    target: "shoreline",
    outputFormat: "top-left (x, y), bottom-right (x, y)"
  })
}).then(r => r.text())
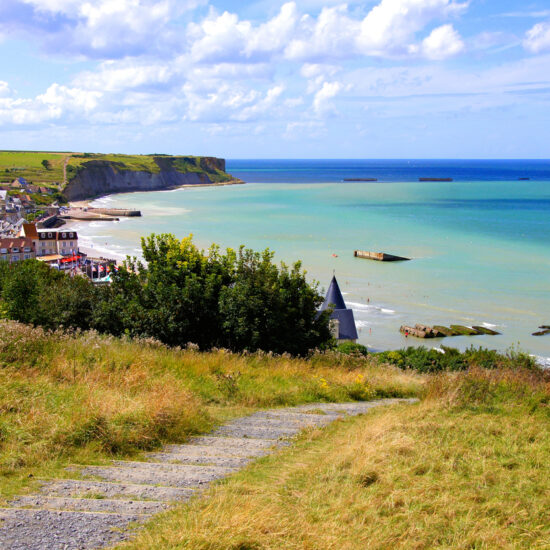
top-left (68, 179), bottom-right (245, 208)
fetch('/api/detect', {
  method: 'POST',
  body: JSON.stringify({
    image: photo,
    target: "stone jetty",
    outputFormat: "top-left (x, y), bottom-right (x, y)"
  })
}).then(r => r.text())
top-left (0, 399), bottom-right (415, 550)
top-left (400, 324), bottom-right (501, 339)
top-left (61, 207), bottom-right (141, 222)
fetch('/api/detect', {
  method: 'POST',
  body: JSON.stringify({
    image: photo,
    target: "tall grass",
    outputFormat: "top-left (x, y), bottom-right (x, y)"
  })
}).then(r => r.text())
top-left (121, 365), bottom-right (549, 550)
top-left (0, 320), bottom-right (422, 499)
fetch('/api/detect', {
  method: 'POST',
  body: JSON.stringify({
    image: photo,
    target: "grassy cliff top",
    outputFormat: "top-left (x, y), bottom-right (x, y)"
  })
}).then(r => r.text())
top-left (0, 151), bottom-right (232, 187)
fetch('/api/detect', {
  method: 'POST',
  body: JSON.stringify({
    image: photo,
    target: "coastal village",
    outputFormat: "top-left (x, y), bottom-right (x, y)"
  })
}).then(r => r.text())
top-left (0, 177), bottom-right (118, 281)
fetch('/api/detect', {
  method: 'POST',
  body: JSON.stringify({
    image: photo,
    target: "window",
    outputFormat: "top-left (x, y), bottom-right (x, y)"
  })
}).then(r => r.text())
top-left (24, 254), bottom-right (31, 260)
top-left (47, 232), bottom-right (53, 238)
top-left (0, 248), bottom-right (6, 254)
top-left (12, 247), bottom-right (19, 253)
top-left (62, 233), bottom-right (67, 238)
top-left (69, 232), bottom-right (74, 238)
top-left (24, 247), bottom-right (30, 252)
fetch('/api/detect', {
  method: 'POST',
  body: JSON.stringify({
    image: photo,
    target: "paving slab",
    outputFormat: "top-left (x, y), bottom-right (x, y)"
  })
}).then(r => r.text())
top-left (211, 424), bottom-right (302, 439)
top-left (178, 435), bottom-right (282, 451)
top-left (40, 480), bottom-right (194, 502)
top-left (0, 508), bottom-right (141, 550)
top-left (145, 452), bottom-right (251, 468)
top-left (224, 416), bottom-right (331, 428)
top-left (80, 464), bottom-right (232, 488)
top-left (148, 443), bottom-right (267, 458)
top-left (9, 495), bottom-right (168, 515)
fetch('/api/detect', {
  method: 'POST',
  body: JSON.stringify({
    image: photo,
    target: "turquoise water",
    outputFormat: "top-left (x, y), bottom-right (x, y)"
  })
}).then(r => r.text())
top-left (73, 161), bottom-right (550, 359)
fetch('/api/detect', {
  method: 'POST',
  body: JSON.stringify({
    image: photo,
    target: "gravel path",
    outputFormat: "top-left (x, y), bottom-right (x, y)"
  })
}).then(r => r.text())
top-left (0, 398), bottom-right (416, 549)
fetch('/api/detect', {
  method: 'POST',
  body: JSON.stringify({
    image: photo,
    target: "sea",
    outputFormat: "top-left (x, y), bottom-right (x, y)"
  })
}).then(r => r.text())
top-left (72, 159), bottom-right (550, 364)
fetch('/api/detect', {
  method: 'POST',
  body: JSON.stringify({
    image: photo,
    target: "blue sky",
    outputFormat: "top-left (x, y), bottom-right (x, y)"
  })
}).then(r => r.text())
top-left (1, 0), bottom-right (550, 158)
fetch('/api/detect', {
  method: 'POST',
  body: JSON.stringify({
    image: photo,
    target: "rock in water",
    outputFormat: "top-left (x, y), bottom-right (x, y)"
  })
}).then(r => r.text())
top-left (433, 325), bottom-right (455, 337)
top-left (471, 326), bottom-right (501, 335)
top-left (450, 325), bottom-right (480, 336)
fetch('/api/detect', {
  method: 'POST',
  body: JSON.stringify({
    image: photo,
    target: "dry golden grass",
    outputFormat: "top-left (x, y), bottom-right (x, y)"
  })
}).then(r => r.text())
top-left (0, 320), bottom-right (423, 500)
top-left (121, 368), bottom-right (550, 550)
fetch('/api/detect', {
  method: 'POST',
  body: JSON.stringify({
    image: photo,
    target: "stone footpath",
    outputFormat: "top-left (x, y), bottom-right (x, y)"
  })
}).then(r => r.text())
top-left (0, 399), bottom-right (415, 550)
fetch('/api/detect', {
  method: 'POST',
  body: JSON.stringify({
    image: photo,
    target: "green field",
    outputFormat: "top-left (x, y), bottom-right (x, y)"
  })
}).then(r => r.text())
top-left (0, 151), bottom-right (67, 185)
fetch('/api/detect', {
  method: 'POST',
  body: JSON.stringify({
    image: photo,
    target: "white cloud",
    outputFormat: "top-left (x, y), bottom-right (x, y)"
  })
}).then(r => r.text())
top-left (6, 0), bottom-right (203, 57)
top-left (357, 0), bottom-right (467, 56)
top-left (0, 79), bottom-right (102, 125)
top-left (0, 81), bottom-right (12, 97)
top-left (313, 81), bottom-right (342, 115)
top-left (285, 5), bottom-right (360, 59)
top-left (300, 63), bottom-right (341, 79)
top-left (244, 2), bottom-right (299, 57)
top-left (187, 0), bottom-right (469, 65)
top-left (38, 83), bottom-right (102, 113)
top-left (524, 21), bottom-right (550, 53)
top-left (182, 81), bottom-right (285, 122)
top-left (420, 24), bottom-right (464, 59)
top-left (188, 9), bottom-right (252, 62)
top-left (74, 60), bottom-right (176, 92)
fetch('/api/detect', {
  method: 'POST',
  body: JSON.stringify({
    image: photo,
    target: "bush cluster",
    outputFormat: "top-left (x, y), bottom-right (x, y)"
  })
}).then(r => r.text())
top-left (378, 345), bottom-right (537, 373)
top-left (0, 234), bottom-right (332, 355)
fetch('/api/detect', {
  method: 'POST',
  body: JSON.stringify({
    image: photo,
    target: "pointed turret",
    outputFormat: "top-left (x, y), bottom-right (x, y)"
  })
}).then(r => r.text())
top-left (320, 276), bottom-right (358, 342)
top-left (321, 276), bottom-right (347, 311)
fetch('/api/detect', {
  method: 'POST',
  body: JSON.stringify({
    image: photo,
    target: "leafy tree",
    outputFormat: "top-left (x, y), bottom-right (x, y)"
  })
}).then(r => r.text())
top-left (0, 235), bottom-right (333, 355)
top-left (219, 247), bottom-right (331, 354)
top-left (41, 159), bottom-right (51, 170)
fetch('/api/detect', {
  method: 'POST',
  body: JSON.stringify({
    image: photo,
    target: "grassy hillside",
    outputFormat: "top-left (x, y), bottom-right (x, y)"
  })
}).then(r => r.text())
top-left (122, 367), bottom-right (550, 550)
top-left (0, 320), bottom-right (421, 501)
top-left (0, 151), bottom-right (234, 189)
top-left (0, 151), bottom-right (67, 185)
top-left (2, 319), bottom-right (546, 549)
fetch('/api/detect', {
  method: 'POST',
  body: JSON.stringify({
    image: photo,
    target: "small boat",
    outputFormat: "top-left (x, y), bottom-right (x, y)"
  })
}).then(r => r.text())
top-left (419, 177), bottom-right (453, 182)
top-left (343, 178), bottom-right (378, 182)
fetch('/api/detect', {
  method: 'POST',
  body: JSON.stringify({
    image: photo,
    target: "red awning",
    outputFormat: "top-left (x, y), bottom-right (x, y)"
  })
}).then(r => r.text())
top-left (60, 255), bottom-right (82, 263)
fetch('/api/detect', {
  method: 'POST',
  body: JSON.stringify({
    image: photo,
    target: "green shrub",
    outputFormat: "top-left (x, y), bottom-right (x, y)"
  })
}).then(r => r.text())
top-left (337, 342), bottom-right (368, 356)
top-left (377, 345), bottom-right (537, 373)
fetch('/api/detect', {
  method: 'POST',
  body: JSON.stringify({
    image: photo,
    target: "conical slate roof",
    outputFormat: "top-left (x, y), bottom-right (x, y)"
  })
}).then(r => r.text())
top-left (320, 276), bottom-right (358, 341)
top-left (321, 276), bottom-right (347, 311)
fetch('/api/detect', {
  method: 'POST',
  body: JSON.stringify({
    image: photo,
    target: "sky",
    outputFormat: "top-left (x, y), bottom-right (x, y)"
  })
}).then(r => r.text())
top-left (1, 0), bottom-right (550, 158)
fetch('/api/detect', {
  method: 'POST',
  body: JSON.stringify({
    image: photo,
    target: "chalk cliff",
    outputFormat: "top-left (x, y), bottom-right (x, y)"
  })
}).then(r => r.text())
top-left (63, 156), bottom-right (236, 201)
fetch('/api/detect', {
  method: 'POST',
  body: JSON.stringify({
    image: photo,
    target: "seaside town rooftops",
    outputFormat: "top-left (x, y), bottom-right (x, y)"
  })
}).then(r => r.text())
top-left (57, 231), bottom-right (78, 241)
top-left (10, 179), bottom-right (29, 189)
top-left (21, 223), bottom-right (38, 239)
top-left (37, 229), bottom-right (78, 243)
top-left (0, 237), bottom-right (35, 254)
top-left (38, 231), bottom-right (57, 241)
top-left (36, 254), bottom-right (63, 262)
